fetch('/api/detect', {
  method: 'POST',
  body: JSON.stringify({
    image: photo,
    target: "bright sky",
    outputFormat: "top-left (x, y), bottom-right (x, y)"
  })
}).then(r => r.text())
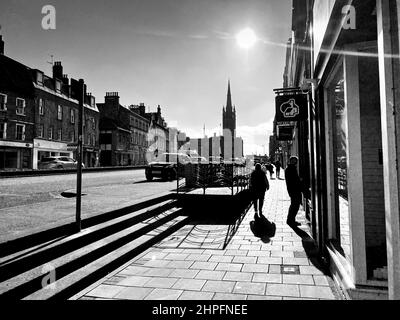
top-left (0, 0), bottom-right (292, 155)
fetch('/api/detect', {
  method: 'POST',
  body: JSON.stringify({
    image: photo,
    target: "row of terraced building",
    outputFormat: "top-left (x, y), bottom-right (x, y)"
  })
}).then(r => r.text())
top-left (0, 36), bottom-right (187, 170)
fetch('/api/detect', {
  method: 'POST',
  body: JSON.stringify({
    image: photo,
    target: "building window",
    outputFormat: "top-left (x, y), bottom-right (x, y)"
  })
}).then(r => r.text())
top-left (70, 109), bottom-right (75, 124)
top-left (37, 124), bottom-right (44, 138)
top-left (37, 72), bottom-right (43, 85)
top-left (0, 122), bottom-right (6, 139)
top-left (70, 131), bottom-right (75, 142)
top-left (57, 105), bottom-right (63, 120)
top-left (58, 128), bottom-right (62, 141)
top-left (38, 98), bottom-right (44, 115)
top-left (327, 61), bottom-right (351, 260)
top-left (15, 124), bottom-right (25, 140)
top-left (16, 98), bottom-right (25, 115)
top-left (92, 117), bottom-right (96, 130)
top-left (55, 80), bottom-right (61, 93)
top-left (48, 127), bottom-right (53, 140)
top-left (0, 93), bottom-right (7, 111)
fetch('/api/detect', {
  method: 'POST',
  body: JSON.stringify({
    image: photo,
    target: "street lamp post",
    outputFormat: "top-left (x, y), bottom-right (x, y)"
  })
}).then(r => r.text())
top-left (76, 79), bottom-right (85, 232)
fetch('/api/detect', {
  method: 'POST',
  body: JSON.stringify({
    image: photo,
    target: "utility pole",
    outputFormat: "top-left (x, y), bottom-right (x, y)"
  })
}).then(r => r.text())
top-left (76, 79), bottom-right (85, 232)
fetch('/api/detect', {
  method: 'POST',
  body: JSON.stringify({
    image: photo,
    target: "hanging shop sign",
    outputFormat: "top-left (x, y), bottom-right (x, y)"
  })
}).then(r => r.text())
top-left (275, 93), bottom-right (308, 122)
top-left (277, 125), bottom-right (294, 141)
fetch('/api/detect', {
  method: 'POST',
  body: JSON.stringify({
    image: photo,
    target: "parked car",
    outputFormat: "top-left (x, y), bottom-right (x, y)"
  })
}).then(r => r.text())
top-left (145, 153), bottom-right (191, 181)
top-left (38, 156), bottom-right (85, 170)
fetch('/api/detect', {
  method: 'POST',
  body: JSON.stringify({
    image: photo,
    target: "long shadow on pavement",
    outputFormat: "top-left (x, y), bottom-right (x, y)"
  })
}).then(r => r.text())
top-left (289, 224), bottom-right (330, 276)
top-left (158, 189), bottom-right (253, 250)
top-left (249, 215), bottom-right (276, 244)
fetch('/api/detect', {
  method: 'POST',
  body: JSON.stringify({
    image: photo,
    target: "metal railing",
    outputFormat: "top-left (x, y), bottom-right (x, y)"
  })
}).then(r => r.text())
top-left (176, 163), bottom-right (252, 195)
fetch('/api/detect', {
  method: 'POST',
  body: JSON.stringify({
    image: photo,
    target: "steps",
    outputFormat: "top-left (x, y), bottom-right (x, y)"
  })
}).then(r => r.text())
top-left (0, 193), bottom-right (175, 258)
top-left (0, 196), bottom-right (190, 300)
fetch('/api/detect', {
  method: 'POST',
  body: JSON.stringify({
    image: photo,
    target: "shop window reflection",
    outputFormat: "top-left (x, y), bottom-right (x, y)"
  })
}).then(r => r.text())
top-left (330, 71), bottom-right (351, 260)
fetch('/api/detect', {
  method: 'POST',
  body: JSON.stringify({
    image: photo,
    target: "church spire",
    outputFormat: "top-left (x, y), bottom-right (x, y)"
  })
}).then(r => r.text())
top-left (226, 80), bottom-right (233, 112)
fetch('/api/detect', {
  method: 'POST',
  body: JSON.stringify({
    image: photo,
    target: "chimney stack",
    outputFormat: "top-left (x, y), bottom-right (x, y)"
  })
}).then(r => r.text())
top-left (53, 61), bottom-right (63, 80)
top-left (62, 74), bottom-right (69, 85)
top-left (105, 92), bottom-right (120, 108)
top-left (139, 103), bottom-right (146, 115)
top-left (0, 35), bottom-right (4, 55)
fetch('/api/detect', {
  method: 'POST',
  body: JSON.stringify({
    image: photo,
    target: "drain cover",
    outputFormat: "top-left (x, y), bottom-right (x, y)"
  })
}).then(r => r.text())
top-left (281, 265), bottom-right (300, 274)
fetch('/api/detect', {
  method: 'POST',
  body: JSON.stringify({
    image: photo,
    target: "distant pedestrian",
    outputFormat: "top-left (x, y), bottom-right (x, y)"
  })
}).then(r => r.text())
top-left (250, 163), bottom-right (270, 220)
top-left (275, 160), bottom-right (282, 179)
top-left (265, 162), bottom-right (274, 179)
top-left (285, 156), bottom-right (303, 227)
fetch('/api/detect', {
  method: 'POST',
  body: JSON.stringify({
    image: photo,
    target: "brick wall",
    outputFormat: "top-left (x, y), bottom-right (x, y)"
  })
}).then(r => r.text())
top-left (358, 55), bottom-right (387, 270)
top-left (35, 90), bottom-right (78, 143)
top-left (0, 91), bottom-right (35, 143)
top-left (84, 107), bottom-right (99, 148)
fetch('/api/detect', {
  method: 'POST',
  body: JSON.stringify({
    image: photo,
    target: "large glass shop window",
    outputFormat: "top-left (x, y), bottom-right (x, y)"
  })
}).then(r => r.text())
top-left (330, 66), bottom-right (351, 260)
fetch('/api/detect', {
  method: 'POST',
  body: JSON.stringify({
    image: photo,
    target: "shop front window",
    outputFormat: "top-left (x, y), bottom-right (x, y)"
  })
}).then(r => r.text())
top-left (329, 63), bottom-right (351, 260)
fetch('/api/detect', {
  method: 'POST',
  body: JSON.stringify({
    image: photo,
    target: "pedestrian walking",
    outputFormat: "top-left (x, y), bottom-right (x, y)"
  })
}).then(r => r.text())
top-left (250, 163), bottom-right (270, 220)
top-left (275, 160), bottom-right (282, 179)
top-left (265, 162), bottom-right (274, 180)
top-left (285, 156), bottom-right (304, 227)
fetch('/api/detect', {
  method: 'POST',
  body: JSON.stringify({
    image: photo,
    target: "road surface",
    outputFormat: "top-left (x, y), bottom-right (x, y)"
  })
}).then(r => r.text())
top-left (0, 170), bottom-right (177, 241)
top-left (0, 169), bottom-right (174, 209)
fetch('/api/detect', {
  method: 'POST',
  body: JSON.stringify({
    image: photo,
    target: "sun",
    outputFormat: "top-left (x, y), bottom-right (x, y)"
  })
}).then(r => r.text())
top-left (236, 28), bottom-right (258, 49)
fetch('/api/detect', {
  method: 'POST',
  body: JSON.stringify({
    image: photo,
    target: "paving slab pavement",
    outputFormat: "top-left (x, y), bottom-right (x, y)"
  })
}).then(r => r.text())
top-left (71, 178), bottom-right (343, 301)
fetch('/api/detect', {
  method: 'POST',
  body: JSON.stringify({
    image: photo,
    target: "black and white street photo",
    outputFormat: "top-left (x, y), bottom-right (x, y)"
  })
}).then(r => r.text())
top-left (1, 0), bottom-right (400, 308)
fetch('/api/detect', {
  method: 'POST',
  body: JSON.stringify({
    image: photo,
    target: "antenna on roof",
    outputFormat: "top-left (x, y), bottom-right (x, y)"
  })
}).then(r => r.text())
top-left (47, 54), bottom-right (54, 66)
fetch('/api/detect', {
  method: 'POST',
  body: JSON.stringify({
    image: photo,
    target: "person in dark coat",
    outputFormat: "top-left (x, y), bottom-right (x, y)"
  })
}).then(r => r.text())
top-left (250, 163), bottom-right (270, 219)
top-left (285, 156), bottom-right (303, 227)
top-left (275, 160), bottom-right (282, 179)
top-left (265, 162), bottom-right (274, 179)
